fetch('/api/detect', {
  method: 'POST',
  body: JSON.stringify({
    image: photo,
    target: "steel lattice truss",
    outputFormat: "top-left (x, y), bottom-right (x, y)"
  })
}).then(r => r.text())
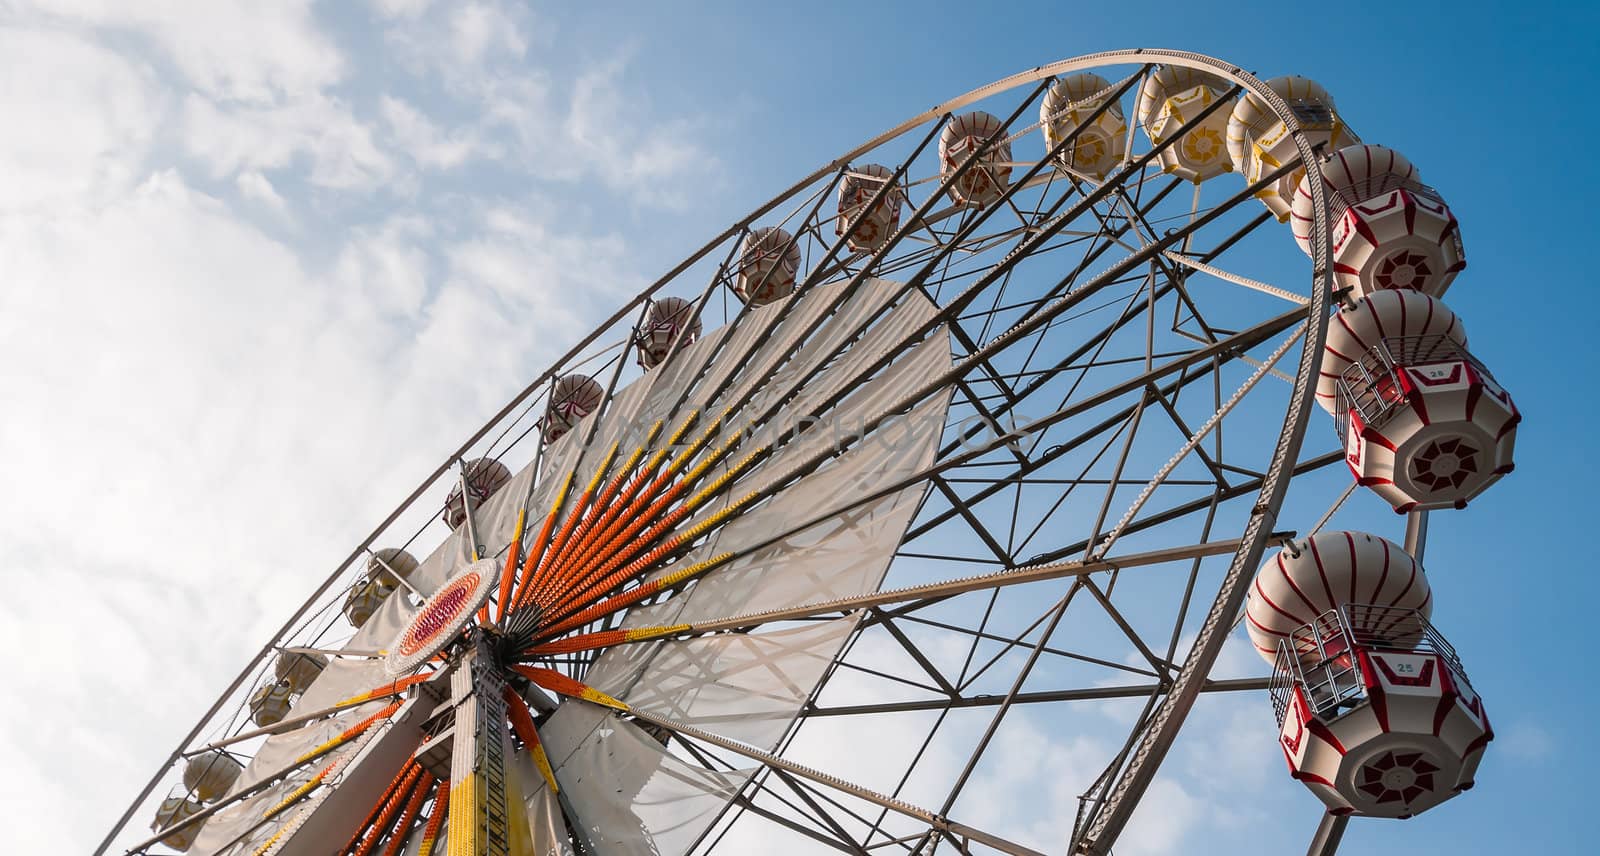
top-left (107, 51), bottom-right (1358, 856)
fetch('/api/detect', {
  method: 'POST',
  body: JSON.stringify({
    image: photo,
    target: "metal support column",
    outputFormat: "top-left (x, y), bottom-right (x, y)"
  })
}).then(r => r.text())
top-left (1306, 813), bottom-right (1348, 856)
top-left (446, 635), bottom-right (528, 856)
top-left (1404, 509), bottom-right (1429, 560)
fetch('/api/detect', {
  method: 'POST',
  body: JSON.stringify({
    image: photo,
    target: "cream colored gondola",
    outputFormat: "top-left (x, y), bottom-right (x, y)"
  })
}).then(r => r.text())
top-left (939, 111), bottom-right (1011, 207)
top-left (442, 457), bottom-right (514, 526)
top-left (1039, 72), bottom-right (1127, 180)
top-left (835, 164), bottom-right (903, 253)
top-left (1227, 75), bottom-right (1359, 221)
top-left (636, 297), bottom-right (702, 369)
top-left (181, 750), bottom-right (243, 803)
top-left (273, 649), bottom-right (326, 693)
top-left (151, 793), bottom-right (205, 851)
top-left (1136, 66), bottom-right (1236, 183)
top-left (734, 226), bottom-right (802, 306)
top-left (247, 680), bottom-right (294, 728)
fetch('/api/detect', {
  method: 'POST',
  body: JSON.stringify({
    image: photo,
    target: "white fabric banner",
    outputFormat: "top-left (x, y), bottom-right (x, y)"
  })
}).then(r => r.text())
top-left (539, 702), bottom-right (755, 856)
top-left (587, 617), bottom-right (856, 751)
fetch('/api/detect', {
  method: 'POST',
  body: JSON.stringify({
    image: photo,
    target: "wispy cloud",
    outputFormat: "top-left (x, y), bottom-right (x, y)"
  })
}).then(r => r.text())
top-left (181, 93), bottom-right (394, 189)
top-left (12, 0), bottom-right (343, 101)
top-left (379, 95), bottom-right (488, 170)
top-left (0, 26), bottom-right (166, 210)
top-left (369, 2), bottom-right (716, 209)
top-left (235, 170), bottom-right (289, 215)
top-left (561, 55), bottom-right (714, 207)
top-left (1497, 720), bottom-right (1555, 763)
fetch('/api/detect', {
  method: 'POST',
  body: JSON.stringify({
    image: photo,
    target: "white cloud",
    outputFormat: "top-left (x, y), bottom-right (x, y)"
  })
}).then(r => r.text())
top-left (380, 95), bottom-right (487, 170)
top-left (561, 56), bottom-right (713, 206)
top-left (12, 0), bottom-right (343, 101)
top-left (182, 92), bottom-right (394, 190)
top-left (2, 171), bottom-right (367, 566)
top-left (0, 26), bottom-right (165, 211)
top-left (959, 711), bottom-right (1112, 850)
top-left (0, 4), bottom-right (750, 854)
top-left (370, 0), bottom-right (437, 20)
top-left (0, 152), bottom-right (660, 850)
top-left (235, 170), bottom-right (288, 214)
top-left (466, 56), bottom-right (717, 209)
top-left (1117, 777), bottom-right (1204, 856)
top-left (332, 215), bottom-right (434, 319)
top-left (375, 0), bottom-right (536, 83)
top-left (1497, 720), bottom-right (1555, 763)
top-left (8, 3), bottom-right (392, 197)
top-left (0, 170), bottom-right (386, 849)
top-left (449, 1), bottom-right (527, 65)
top-left (370, 6), bottom-right (714, 208)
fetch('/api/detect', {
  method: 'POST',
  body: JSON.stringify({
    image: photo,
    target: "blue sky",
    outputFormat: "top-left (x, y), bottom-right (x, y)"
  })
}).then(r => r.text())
top-left (1, 1), bottom-right (1592, 853)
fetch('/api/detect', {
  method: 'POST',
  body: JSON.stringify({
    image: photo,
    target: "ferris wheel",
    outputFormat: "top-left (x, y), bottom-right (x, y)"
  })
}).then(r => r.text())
top-left (101, 48), bottom-right (1519, 856)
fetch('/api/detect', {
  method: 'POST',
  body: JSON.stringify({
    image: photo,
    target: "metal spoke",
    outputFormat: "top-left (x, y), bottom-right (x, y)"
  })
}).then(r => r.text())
top-left (621, 703), bottom-right (1049, 856)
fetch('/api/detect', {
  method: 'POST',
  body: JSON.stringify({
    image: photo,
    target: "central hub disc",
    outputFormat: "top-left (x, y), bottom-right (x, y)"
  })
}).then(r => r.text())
top-left (385, 558), bottom-right (498, 676)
